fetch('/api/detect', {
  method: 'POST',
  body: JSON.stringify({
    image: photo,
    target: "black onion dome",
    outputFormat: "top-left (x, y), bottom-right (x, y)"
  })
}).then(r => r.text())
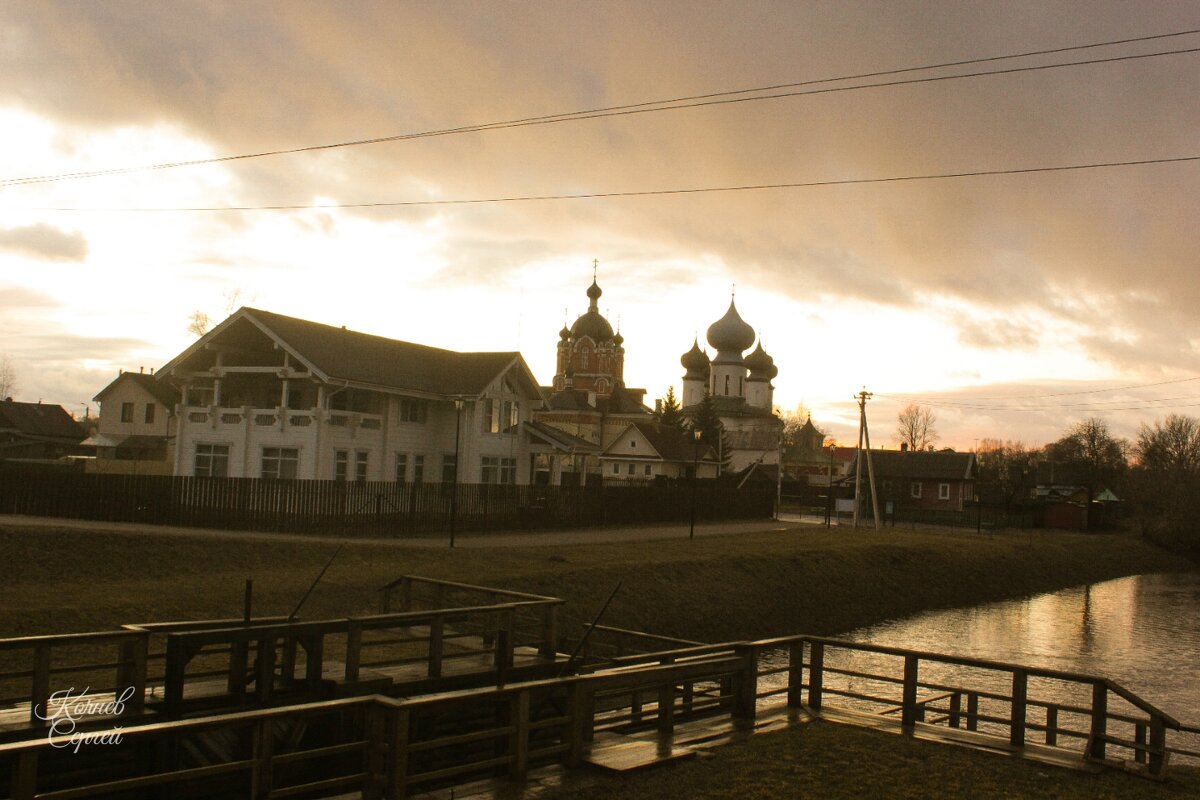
top-left (613, 331), bottom-right (624, 347)
top-left (570, 311), bottom-right (614, 342)
top-left (746, 342), bottom-right (779, 381)
top-left (681, 339), bottom-right (710, 371)
top-left (559, 325), bottom-right (571, 341)
top-left (586, 279), bottom-right (602, 301)
top-left (706, 299), bottom-right (755, 356)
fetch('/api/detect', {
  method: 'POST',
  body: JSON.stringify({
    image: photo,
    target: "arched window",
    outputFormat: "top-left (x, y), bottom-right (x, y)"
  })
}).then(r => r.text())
top-left (724, 375), bottom-right (730, 395)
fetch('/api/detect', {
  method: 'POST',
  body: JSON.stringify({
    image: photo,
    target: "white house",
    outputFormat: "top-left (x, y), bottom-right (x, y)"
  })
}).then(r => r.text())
top-left (156, 307), bottom-right (545, 483)
top-left (87, 369), bottom-right (179, 473)
top-left (598, 422), bottom-right (719, 482)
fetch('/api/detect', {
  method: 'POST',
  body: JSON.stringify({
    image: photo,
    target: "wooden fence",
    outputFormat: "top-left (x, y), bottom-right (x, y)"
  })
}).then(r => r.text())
top-left (0, 466), bottom-right (773, 537)
top-left (1, 634), bottom-right (1197, 797)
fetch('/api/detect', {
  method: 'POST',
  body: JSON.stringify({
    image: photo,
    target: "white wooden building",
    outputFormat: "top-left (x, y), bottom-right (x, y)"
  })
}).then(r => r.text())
top-left (157, 308), bottom-right (544, 483)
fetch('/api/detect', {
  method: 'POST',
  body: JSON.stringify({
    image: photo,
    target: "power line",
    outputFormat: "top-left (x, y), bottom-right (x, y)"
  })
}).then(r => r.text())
top-left (13, 154), bottom-right (1198, 212)
top-left (879, 393), bottom-right (1200, 411)
top-left (876, 375), bottom-right (1200, 404)
top-left (3, 30), bottom-right (1198, 187)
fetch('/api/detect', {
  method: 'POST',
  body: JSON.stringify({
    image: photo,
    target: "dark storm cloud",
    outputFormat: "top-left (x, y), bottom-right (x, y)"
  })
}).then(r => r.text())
top-left (0, 223), bottom-right (87, 261)
top-left (1, 1), bottom-right (1197, 379)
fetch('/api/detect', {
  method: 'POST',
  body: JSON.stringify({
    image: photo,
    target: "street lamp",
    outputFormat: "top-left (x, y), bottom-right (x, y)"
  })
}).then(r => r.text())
top-left (826, 442), bottom-right (836, 527)
top-left (689, 428), bottom-right (702, 540)
top-left (450, 397), bottom-right (464, 548)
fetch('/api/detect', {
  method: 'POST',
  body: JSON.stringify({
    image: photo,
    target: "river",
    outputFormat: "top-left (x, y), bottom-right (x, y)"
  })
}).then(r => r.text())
top-left (840, 571), bottom-right (1200, 724)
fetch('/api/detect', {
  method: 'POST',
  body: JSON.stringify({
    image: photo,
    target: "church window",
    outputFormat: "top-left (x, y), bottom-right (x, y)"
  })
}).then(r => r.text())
top-left (724, 375), bottom-right (730, 395)
top-left (580, 347), bottom-right (590, 369)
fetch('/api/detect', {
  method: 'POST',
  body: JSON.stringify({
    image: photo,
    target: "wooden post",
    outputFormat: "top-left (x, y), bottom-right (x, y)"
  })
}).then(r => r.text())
top-left (539, 604), bottom-right (559, 659)
top-left (117, 634), bottom-right (148, 715)
top-left (900, 655), bottom-right (919, 729)
top-left (345, 622), bottom-right (362, 682)
top-left (388, 707), bottom-right (411, 800)
top-left (807, 641), bottom-right (824, 710)
top-left (1045, 705), bottom-right (1058, 746)
top-left (510, 689), bottom-right (531, 779)
top-left (256, 636), bottom-right (276, 705)
top-left (304, 633), bottom-right (324, 691)
top-left (967, 692), bottom-right (979, 731)
top-left (363, 704), bottom-right (386, 800)
top-left (787, 640), bottom-right (804, 708)
top-left (1148, 715), bottom-right (1167, 777)
top-left (164, 636), bottom-right (188, 718)
top-left (280, 635), bottom-right (297, 684)
top-left (250, 717), bottom-right (274, 799)
top-left (11, 750), bottom-right (38, 800)
top-left (657, 655), bottom-right (676, 733)
top-left (565, 681), bottom-right (591, 768)
top-left (428, 614), bottom-right (444, 678)
top-left (1088, 681), bottom-right (1107, 761)
top-left (1135, 722), bottom-right (1147, 764)
top-left (497, 607), bottom-right (516, 675)
top-left (948, 692), bottom-right (962, 729)
top-left (1010, 669), bottom-right (1027, 748)
top-left (732, 644), bottom-right (758, 723)
top-left (30, 645), bottom-right (50, 726)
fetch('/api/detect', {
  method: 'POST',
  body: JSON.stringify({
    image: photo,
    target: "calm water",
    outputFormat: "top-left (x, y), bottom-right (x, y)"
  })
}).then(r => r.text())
top-left (840, 571), bottom-right (1200, 723)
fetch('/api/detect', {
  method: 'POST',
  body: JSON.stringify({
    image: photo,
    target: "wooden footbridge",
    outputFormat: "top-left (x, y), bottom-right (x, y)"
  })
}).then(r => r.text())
top-left (0, 577), bottom-right (1197, 799)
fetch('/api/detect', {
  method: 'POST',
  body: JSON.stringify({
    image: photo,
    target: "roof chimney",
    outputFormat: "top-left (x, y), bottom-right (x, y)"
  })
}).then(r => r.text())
top-left (901, 442), bottom-right (909, 452)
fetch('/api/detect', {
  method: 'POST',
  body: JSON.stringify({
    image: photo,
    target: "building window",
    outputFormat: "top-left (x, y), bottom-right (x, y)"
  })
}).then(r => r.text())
top-left (355, 451), bottom-right (368, 483)
top-left (910, 482), bottom-right (922, 499)
top-left (335, 450), bottom-right (349, 482)
top-left (398, 398), bottom-right (427, 423)
top-left (627, 463), bottom-right (635, 476)
top-left (612, 463), bottom-right (619, 475)
top-left (724, 375), bottom-right (730, 396)
top-left (412, 455), bottom-right (424, 483)
top-left (395, 453), bottom-right (407, 482)
top-left (481, 456), bottom-right (516, 484)
top-left (939, 483), bottom-right (951, 500)
top-left (194, 444), bottom-right (229, 477)
top-left (262, 447), bottom-right (299, 480)
top-left (144, 404), bottom-right (156, 424)
top-left (504, 400), bottom-right (518, 433)
top-left (630, 440), bottom-right (636, 448)
top-left (644, 464), bottom-right (652, 476)
top-left (120, 402), bottom-right (134, 423)
top-left (482, 399), bottom-right (497, 433)
top-left (441, 454), bottom-right (457, 483)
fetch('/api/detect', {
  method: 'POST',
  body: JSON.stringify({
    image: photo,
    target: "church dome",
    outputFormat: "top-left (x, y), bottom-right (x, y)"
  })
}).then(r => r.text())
top-left (745, 341), bottom-right (777, 380)
top-left (570, 276), bottom-right (615, 342)
top-left (570, 310), bottom-right (614, 342)
top-left (613, 331), bottom-right (624, 347)
top-left (680, 338), bottom-right (711, 377)
top-left (706, 299), bottom-right (755, 357)
top-left (559, 325), bottom-right (571, 341)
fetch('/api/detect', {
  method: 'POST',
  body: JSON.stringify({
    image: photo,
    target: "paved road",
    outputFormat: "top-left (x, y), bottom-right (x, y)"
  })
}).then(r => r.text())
top-left (0, 513), bottom-right (822, 549)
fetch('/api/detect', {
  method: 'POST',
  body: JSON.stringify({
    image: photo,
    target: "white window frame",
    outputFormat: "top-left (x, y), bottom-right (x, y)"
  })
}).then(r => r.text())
top-left (939, 483), bottom-right (951, 501)
top-left (262, 447), bottom-right (300, 480)
top-left (194, 443), bottom-right (229, 477)
top-left (910, 482), bottom-right (922, 499)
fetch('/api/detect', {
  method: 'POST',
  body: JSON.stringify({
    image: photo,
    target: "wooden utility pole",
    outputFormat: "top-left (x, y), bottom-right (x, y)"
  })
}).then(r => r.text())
top-left (853, 390), bottom-right (882, 530)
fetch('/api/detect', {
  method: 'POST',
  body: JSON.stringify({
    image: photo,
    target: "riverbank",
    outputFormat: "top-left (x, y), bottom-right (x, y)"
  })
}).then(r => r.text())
top-left (0, 519), bottom-right (1190, 641)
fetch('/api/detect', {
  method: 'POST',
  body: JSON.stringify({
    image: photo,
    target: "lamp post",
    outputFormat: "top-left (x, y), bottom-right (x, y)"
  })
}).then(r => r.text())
top-left (826, 443), bottom-right (836, 527)
top-left (689, 428), bottom-right (702, 540)
top-left (450, 397), bottom-right (464, 548)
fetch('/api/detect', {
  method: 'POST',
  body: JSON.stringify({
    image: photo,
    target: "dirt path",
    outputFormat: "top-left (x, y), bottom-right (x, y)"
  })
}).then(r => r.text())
top-left (0, 513), bottom-right (811, 548)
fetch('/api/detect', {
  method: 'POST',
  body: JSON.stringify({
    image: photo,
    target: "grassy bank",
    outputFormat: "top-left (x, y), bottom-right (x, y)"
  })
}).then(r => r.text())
top-left (536, 720), bottom-right (1200, 799)
top-left (0, 520), bottom-right (1189, 642)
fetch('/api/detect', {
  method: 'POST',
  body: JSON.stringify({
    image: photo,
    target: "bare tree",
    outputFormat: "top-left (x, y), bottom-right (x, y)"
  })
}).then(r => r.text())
top-left (186, 310), bottom-right (212, 338)
top-left (895, 403), bottom-right (938, 451)
top-left (0, 353), bottom-right (17, 399)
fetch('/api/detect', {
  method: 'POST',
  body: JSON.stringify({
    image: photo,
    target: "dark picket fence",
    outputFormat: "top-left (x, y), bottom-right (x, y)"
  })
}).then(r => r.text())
top-left (0, 465), bottom-right (773, 537)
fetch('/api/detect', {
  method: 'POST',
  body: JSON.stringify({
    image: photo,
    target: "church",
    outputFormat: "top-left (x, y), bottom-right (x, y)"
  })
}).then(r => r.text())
top-left (679, 295), bottom-right (784, 473)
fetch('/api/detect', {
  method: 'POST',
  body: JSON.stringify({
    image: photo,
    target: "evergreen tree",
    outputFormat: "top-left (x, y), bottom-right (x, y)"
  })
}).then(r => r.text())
top-left (654, 385), bottom-right (685, 433)
top-left (688, 390), bottom-right (732, 474)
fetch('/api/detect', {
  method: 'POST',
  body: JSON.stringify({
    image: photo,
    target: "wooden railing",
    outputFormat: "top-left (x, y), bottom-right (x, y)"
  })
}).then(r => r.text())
top-left (604, 635), bottom-right (1194, 778)
top-left (0, 650), bottom-right (752, 800)
top-left (1, 633), bottom-right (1194, 798)
top-left (379, 575), bottom-right (562, 660)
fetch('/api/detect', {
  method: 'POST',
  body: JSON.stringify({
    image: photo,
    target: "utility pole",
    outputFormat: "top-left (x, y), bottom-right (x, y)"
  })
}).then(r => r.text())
top-left (853, 389), bottom-right (882, 530)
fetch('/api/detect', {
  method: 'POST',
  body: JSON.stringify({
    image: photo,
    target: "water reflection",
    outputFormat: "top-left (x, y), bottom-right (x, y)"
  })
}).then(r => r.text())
top-left (842, 573), bottom-right (1200, 722)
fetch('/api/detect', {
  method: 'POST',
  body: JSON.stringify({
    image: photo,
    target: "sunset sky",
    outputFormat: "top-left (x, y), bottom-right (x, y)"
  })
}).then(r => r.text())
top-left (1, 2), bottom-right (1197, 449)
